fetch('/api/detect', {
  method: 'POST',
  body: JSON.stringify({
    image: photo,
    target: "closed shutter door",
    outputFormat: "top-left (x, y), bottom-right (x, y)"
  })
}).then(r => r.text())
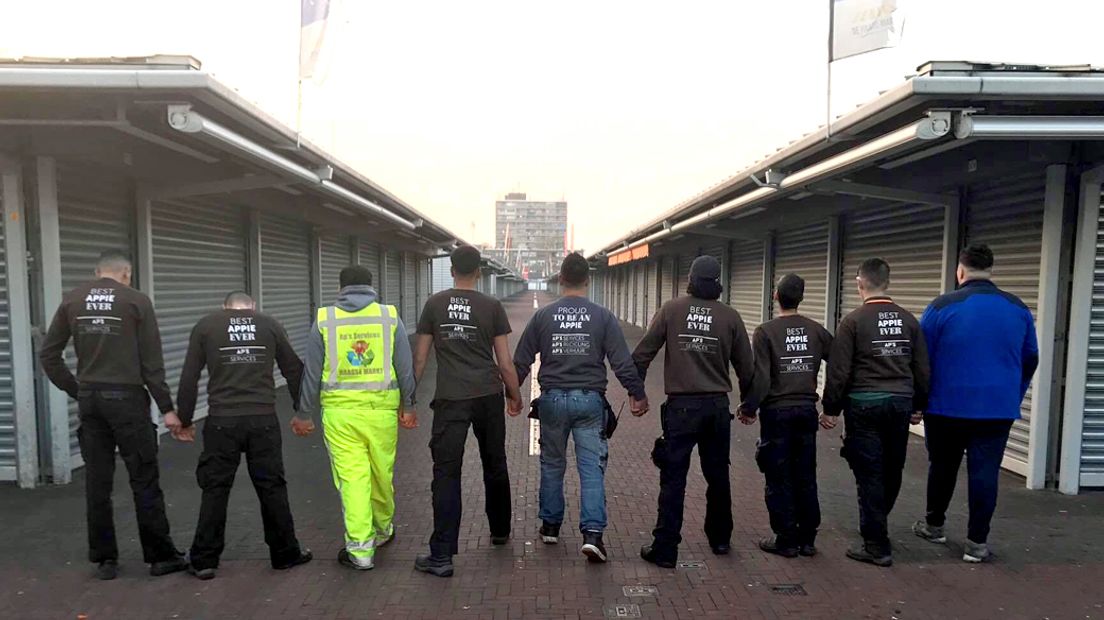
top-left (644, 259), bottom-right (653, 324)
top-left (838, 203), bottom-right (945, 321)
top-left (0, 185), bottom-right (12, 473)
top-left (773, 222), bottom-right (828, 322)
top-left (418, 258), bottom-right (430, 316)
top-left (617, 268), bottom-right (627, 320)
top-left (632, 263), bottom-right (643, 327)
top-left (151, 198), bottom-right (248, 419)
top-left (260, 215), bottom-right (312, 355)
top-left (1082, 188), bottom-right (1104, 483)
top-left (358, 240), bottom-right (381, 285)
top-left (402, 253), bottom-right (418, 326)
top-left (320, 234), bottom-right (352, 305)
top-left (58, 163), bottom-right (132, 461)
top-left (678, 254), bottom-right (694, 295)
top-left (729, 239), bottom-right (765, 334)
top-left (661, 256), bottom-right (676, 303)
top-left (384, 250), bottom-right (401, 306)
top-left (703, 241), bottom-right (726, 267)
top-left (966, 171), bottom-right (1046, 473)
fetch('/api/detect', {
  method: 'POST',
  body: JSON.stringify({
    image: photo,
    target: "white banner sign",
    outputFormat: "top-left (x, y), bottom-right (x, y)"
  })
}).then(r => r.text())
top-left (830, 0), bottom-right (905, 62)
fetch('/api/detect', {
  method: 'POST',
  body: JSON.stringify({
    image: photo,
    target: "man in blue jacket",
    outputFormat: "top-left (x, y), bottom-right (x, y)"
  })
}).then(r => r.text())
top-left (913, 244), bottom-right (1039, 563)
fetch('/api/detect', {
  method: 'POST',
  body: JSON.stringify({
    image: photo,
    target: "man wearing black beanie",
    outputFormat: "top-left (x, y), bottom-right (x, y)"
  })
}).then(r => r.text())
top-left (633, 254), bottom-right (756, 568)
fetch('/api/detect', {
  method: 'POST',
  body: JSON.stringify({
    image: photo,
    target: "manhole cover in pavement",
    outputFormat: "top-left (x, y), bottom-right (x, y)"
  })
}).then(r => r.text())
top-left (770, 584), bottom-right (808, 596)
top-left (605, 604), bottom-right (642, 618)
top-left (677, 560), bottom-right (705, 569)
top-left (622, 585), bottom-right (659, 597)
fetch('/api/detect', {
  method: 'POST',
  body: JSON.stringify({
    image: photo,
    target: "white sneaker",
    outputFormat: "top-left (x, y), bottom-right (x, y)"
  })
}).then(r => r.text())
top-left (963, 539), bottom-right (992, 563)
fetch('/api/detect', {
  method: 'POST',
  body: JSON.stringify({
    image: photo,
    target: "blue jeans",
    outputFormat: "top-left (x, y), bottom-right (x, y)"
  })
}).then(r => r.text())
top-left (538, 389), bottom-right (609, 532)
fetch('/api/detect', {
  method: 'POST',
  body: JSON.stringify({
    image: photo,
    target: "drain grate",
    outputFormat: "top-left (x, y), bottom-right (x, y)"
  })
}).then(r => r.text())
top-left (677, 560), bottom-right (705, 569)
top-left (605, 604), bottom-right (642, 618)
top-left (622, 585), bottom-right (659, 597)
top-left (770, 584), bottom-right (808, 596)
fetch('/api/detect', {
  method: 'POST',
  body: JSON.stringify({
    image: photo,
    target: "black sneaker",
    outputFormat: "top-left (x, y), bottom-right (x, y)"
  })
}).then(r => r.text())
top-left (845, 543), bottom-right (893, 567)
top-left (273, 549), bottom-right (313, 570)
top-left (414, 553), bottom-right (454, 577)
top-left (581, 531), bottom-right (607, 563)
top-left (188, 565), bottom-right (216, 581)
top-left (639, 545), bottom-right (676, 569)
top-left (710, 543), bottom-right (731, 556)
top-left (759, 537), bottom-right (799, 559)
top-left (150, 553), bottom-right (188, 577)
top-left (799, 544), bottom-right (818, 557)
top-left (540, 522), bottom-right (561, 545)
top-left (95, 560), bottom-right (118, 581)
top-left (491, 534), bottom-right (510, 546)
top-left (337, 548), bottom-right (374, 571)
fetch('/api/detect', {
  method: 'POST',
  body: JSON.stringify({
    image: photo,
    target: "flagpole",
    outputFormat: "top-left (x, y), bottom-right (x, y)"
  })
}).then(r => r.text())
top-left (826, 0), bottom-right (834, 141)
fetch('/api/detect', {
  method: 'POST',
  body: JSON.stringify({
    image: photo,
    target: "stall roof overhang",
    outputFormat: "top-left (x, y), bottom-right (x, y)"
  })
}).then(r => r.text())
top-left (0, 56), bottom-right (463, 251)
top-left (597, 61), bottom-right (1104, 259)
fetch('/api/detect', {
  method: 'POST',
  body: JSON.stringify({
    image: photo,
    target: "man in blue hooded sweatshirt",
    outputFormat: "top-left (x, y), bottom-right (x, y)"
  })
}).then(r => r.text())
top-left (912, 244), bottom-right (1039, 563)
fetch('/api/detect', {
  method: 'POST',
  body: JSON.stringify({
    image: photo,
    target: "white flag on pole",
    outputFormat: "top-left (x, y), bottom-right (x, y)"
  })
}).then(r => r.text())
top-left (300, 0), bottom-right (331, 80)
top-left (829, 0), bottom-right (905, 62)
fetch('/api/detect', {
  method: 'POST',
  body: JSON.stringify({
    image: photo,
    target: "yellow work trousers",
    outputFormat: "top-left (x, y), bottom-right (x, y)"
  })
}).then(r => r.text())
top-left (322, 407), bottom-right (398, 567)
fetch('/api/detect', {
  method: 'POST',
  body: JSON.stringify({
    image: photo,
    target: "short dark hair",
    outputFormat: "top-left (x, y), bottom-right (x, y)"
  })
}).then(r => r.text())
top-left (857, 258), bottom-right (891, 291)
top-left (340, 265), bottom-right (373, 288)
top-left (451, 245), bottom-right (481, 276)
top-left (560, 253), bottom-right (590, 286)
top-left (223, 290), bottom-right (254, 307)
top-left (776, 273), bottom-right (804, 310)
top-left (959, 243), bottom-right (994, 272)
top-left (96, 250), bottom-right (132, 272)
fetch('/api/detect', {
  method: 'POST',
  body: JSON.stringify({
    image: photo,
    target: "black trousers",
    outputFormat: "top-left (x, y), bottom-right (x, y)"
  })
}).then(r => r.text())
top-left (429, 393), bottom-right (511, 557)
top-left (841, 396), bottom-right (913, 556)
top-left (651, 395), bottom-right (732, 561)
top-left (924, 414), bottom-right (1014, 544)
top-left (756, 405), bottom-right (821, 548)
top-left (189, 415), bottom-right (301, 571)
top-left (77, 388), bottom-right (178, 564)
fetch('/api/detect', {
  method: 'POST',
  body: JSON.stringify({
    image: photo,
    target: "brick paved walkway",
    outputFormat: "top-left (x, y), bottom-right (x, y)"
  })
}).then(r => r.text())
top-left (2, 293), bottom-right (1103, 619)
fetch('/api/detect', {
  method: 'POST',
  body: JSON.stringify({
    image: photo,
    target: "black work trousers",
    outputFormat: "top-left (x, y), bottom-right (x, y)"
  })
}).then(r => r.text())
top-left (650, 395), bottom-right (732, 562)
top-left (189, 415), bottom-right (302, 571)
top-left (841, 396), bottom-right (913, 556)
top-left (77, 388), bottom-right (178, 564)
top-left (429, 393), bottom-right (511, 557)
top-left (923, 414), bottom-right (1014, 544)
top-left (756, 405), bottom-right (821, 548)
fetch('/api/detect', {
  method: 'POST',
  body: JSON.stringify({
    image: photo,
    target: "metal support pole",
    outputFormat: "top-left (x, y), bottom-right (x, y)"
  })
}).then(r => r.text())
top-left (825, 216), bottom-right (842, 333)
top-left (761, 234), bottom-right (775, 322)
top-left (309, 229), bottom-right (322, 311)
top-left (1026, 164), bottom-right (1067, 490)
top-left (1, 156), bottom-right (39, 487)
top-left (32, 156), bottom-right (69, 484)
top-left (134, 190), bottom-right (154, 300)
top-left (940, 197), bottom-right (963, 294)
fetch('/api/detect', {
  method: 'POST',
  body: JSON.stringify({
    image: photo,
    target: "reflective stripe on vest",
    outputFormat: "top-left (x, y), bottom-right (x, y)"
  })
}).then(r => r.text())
top-left (319, 303), bottom-right (399, 392)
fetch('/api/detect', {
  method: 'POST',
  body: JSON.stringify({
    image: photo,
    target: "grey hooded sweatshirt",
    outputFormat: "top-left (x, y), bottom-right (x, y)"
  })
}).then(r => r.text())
top-left (299, 285), bottom-right (416, 420)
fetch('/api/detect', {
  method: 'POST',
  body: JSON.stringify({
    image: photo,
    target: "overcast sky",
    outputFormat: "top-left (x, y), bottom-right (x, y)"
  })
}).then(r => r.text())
top-left (4, 0), bottom-right (1104, 251)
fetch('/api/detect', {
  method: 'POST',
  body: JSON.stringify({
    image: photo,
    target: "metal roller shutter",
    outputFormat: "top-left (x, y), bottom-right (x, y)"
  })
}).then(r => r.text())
top-left (635, 263), bottom-right (647, 327)
top-left (838, 203), bottom-right (945, 320)
top-left (259, 215), bottom-right (312, 356)
top-left (678, 254), bottom-right (694, 294)
top-left (358, 239), bottom-right (381, 285)
top-left (402, 253), bottom-right (418, 327)
top-left (1082, 188), bottom-right (1104, 483)
top-left (965, 171), bottom-right (1046, 473)
top-left (618, 267), bottom-right (628, 321)
top-left (703, 241), bottom-right (726, 266)
top-left (729, 239), bottom-right (765, 334)
top-left (661, 256), bottom-right (676, 303)
top-left (320, 234), bottom-right (352, 305)
top-left (151, 198), bottom-right (248, 419)
top-left (384, 250), bottom-right (401, 306)
top-left (0, 185), bottom-right (12, 473)
top-left (773, 222), bottom-right (829, 322)
top-left (418, 258), bottom-right (431, 317)
top-left (58, 163), bottom-right (132, 461)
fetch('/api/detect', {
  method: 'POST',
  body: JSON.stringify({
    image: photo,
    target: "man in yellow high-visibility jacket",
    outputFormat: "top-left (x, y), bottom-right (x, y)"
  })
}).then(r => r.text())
top-left (295, 265), bottom-right (418, 571)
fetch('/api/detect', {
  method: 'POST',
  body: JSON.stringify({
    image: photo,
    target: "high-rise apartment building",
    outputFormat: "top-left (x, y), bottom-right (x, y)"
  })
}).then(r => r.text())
top-left (493, 192), bottom-right (568, 279)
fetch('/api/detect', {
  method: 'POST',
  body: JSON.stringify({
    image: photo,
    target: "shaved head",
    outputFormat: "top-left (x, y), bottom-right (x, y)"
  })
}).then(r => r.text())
top-left (95, 250), bottom-right (132, 286)
top-left (223, 291), bottom-right (255, 310)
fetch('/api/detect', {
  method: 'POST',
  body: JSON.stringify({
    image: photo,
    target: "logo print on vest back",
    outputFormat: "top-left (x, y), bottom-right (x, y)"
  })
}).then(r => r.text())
top-left (347, 340), bottom-right (376, 367)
